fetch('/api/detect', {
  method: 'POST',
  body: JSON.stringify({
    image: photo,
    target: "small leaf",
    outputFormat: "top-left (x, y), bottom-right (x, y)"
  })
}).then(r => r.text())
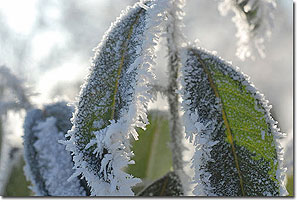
top-left (127, 110), bottom-right (172, 182)
top-left (23, 102), bottom-right (86, 196)
top-left (180, 47), bottom-right (287, 196)
top-left (138, 171), bottom-right (183, 196)
top-left (3, 157), bottom-right (31, 196)
top-left (62, 0), bottom-right (169, 196)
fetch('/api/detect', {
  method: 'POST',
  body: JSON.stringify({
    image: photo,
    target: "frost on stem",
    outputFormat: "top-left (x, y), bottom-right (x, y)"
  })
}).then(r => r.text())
top-left (23, 102), bottom-right (86, 196)
top-left (218, 0), bottom-right (276, 60)
top-left (0, 65), bottom-right (32, 115)
top-left (165, 0), bottom-right (190, 195)
top-left (180, 47), bottom-right (287, 196)
top-left (61, 0), bottom-right (169, 196)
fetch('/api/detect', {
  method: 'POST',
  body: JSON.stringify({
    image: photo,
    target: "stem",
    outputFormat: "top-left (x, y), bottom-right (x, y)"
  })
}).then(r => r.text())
top-left (166, 7), bottom-right (184, 172)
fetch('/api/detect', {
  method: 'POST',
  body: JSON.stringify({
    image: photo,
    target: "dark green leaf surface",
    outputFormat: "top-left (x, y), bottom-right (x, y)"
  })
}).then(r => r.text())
top-left (138, 171), bottom-right (183, 196)
top-left (181, 48), bottom-right (287, 196)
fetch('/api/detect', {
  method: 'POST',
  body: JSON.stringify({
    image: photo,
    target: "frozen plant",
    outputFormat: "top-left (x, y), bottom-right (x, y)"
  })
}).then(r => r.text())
top-left (23, 0), bottom-right (288, 196)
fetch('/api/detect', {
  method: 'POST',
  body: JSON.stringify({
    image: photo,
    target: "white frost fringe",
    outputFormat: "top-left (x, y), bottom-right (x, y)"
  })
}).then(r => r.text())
top-left (63, 0), bottom-right (170, 196)
top-left (179, 48), bottom-right (219, 196)
top-left (218, 0), bottom-right (276, 60)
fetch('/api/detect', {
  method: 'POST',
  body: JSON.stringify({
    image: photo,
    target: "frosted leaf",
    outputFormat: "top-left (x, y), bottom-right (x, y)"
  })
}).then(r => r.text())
top-left (138, 171), bottom-right (184, 196)
top-left (23, 102), bottom-right (86, 196)
top-left (180, 47), bottom-right (287, 196)
top-left (61, 0), bottom-right (169, 196)
top-left (218, 0), bottom-right (276, 60)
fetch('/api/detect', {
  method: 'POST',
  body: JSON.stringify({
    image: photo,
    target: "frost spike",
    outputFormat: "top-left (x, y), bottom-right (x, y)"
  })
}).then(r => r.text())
top-left (62, 0), bottom-right (170, 196)
top-left (180, 47), bottom-right (287, 196)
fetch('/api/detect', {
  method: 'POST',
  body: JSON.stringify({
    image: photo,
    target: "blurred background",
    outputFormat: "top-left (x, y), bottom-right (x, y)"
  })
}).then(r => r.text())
top-left (0, 0), bottom-right (293, 196)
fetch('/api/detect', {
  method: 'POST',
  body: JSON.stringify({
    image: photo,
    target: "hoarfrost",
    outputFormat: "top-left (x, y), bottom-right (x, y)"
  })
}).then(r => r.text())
top-left (23, 102), bottom-right (86, 196)
top-left (180, 46), bottom-right (287, 196)
top-left (165, 0), bottom-right (191, 195)
top-left (218, 0), bottom-right (276, 60)
top-left (61, 0), bottom-right (170, 196)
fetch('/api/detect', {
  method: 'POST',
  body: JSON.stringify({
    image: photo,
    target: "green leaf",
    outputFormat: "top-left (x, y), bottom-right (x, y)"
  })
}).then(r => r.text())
top-left (181, 47), bottom-right (287, 196)
top-left (137, 171), bottom-right (183, 196)
top-left (3, 158), bottom-right (31, 196)
top-left (63, 0), bottom-right (169, 196)
top-left (286, 174), bottom-right (293, 196)
top-left (127, 110), bottom-right (172, 182)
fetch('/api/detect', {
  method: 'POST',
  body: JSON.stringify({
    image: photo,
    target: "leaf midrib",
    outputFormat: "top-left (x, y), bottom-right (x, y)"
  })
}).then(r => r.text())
top-left (110, 9), bottom-right (143, 120)
top-left (193, 51), bottom-right (245, 196)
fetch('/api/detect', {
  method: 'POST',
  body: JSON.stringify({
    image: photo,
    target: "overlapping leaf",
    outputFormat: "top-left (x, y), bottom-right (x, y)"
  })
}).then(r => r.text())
top-left (180, 47), bottom-right (287, 196)
top-left (3, 158), bottom-right (31, 196)
top-left (138, 171), bottom-right (183, 196)
top-left (127, 111), bottom-right (173, 184)
top-left (23, 102), bottom-right (86, 196)
top-left (62, 0), bottom-right (169, 196)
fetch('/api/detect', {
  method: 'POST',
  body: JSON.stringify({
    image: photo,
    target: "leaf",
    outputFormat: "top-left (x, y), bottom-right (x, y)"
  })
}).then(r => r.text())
top-left (62, 0), bottom-right (169, 196)
top-left (23, 102), bottom-right (87, 196)
top-left (180, 47), bottom-right (287, 196)
top-left (127, 110), bottom-right (172, 182)
top-left (137, 171), bottom-right (183, 196)
top-left (3, 157), bottom-right (31, 196)
top-left (286, 174), bottom-right (293, 196)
